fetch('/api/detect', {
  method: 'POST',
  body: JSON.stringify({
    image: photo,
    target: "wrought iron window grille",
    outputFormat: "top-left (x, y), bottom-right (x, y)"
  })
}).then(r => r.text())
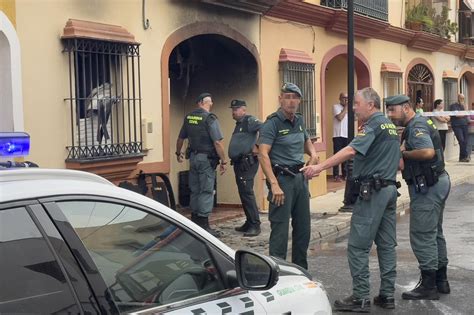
top-left (279, 61), bottom-right (317, 138)
top-left (320, 0), bottom-right (389, 22)
top-left (63, 38), bottom-right (143, 161)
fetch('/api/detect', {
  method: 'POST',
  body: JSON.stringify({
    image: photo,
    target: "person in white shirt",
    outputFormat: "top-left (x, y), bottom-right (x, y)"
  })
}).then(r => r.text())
top-left (332, 92), bottom-right (349, 182)
top-left (432, 99), bottom-right (450, 151)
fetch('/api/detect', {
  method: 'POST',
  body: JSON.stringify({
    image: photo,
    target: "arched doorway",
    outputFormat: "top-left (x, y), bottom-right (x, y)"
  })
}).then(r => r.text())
top-left (321, 45), bottom-right (371, 188)
top-left (0, 11), bottom-right (23, 132)
top-left (165, 30), bottom-right (259, 207)
top-left (407, 63), bottom-right (434, 111)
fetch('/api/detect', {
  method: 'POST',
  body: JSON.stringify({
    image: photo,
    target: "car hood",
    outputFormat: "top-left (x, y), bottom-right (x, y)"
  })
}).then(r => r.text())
top-left (271, 256), bottom-right (313, 280)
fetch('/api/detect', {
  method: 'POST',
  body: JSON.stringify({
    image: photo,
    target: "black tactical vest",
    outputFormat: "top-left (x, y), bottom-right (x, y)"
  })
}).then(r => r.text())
top-left (184, 110), bottom-right (217, 156)
top-left (401, 116), bottom-right (445, 180)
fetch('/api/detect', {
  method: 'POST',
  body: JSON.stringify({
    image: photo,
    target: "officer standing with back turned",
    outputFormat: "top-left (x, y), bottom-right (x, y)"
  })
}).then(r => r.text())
top-left (176, 93), bottom-right (227, 237)
top-left (386, 94), bottom-right (451, 301)
top-left (258, 82), bottom-right (318, 270)
top-left (228, 99), bottom-right (262, 237)
top-left (302, 87), bottom-right (400, 312)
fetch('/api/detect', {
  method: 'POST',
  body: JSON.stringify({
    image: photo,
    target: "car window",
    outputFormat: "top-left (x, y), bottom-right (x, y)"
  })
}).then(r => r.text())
top-left (0, 207), bottom-right (81, 313)
top-left (56, 201), bottom-right (224, 312)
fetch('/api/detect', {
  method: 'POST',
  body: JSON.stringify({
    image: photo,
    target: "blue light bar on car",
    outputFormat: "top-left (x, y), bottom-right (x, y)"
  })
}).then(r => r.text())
top-left (0, 132), bottom-right (30, 156)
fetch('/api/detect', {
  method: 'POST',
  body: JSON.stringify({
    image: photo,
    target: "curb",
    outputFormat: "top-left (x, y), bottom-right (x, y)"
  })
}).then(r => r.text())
top-left (307, 172), bottom-right (474, 245)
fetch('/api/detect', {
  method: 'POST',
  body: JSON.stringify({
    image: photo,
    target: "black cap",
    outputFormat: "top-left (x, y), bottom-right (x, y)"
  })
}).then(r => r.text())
top-left (196, 92), bottom-right (212, 104)
top-left (230, 99), bottom-right (247, 108)
top-left (281, 82), bottom-right (302, 97)
top-left (385, 95), bottom-right (410, 107)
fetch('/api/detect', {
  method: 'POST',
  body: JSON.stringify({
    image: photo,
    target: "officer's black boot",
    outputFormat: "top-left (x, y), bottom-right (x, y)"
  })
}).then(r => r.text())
top-left (402, 270), bottom-right (439, 300)
top-left (243, 224), bottom-right (261, 237)
top-left (234, 221), bottom-right (250, 232)
top-left (373, 295), bottom-right (395, 309)
top-left (199, 216), bottom-right (220, 238)
top-left (436, 266), bottom-right (451, 294)
top-left (333, 295), bottom-right (370, 313)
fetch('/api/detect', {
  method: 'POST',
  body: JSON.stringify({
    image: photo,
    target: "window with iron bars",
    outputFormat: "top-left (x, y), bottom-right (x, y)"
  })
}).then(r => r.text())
top-left (62, 38), bottom-right (143, 161)
top-left (279, 61), bottom-right (317, 138)
top-left (443, 78), bottom-right (457, 108)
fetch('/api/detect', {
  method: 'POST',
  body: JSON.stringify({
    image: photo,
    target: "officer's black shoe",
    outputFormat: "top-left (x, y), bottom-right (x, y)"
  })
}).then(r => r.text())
top-left (339, 204), bottom-right (353, 213)
top-left (436, 266), bottom-right (451, 294)
top-left (373, 295), bottom-right (395, 309)
top-left (194, 216), bottom-right (221, 238)
top-left (235, 221), bottom-right (250, 232)
top-left (402, 270), bottom-right (439, 300)
top-left (333, 295), bottom-right (370, 313)
top-left (243, 224), bottom-right (261, 237)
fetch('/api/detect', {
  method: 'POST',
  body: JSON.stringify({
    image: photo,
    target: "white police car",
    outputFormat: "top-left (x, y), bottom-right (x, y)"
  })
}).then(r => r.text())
top-left (0, 167), bottom-right (332, 314)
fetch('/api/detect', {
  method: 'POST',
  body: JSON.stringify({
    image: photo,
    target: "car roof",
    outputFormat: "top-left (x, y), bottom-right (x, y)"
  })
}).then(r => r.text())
top-left (0, 169), bottom-right (235, 257)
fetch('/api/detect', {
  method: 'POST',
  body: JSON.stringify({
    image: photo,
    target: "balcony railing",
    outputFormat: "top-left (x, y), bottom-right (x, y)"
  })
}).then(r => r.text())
top-left (459, 10), bottom-right (473, 45)
top-left (320, 0), bottom-right (388, 21)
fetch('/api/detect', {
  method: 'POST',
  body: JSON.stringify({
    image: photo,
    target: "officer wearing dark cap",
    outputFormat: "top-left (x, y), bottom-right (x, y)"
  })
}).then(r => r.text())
top-left (228, 99), bottom-right (262, 236)
top-left (176, 92), bottom-right (227, 237)
top-left (386, 94), bottom-right (451, 300)
top-left (258, 82), bottom-right (318, 269)
top-left (302, 87), bottom-right (400, 312)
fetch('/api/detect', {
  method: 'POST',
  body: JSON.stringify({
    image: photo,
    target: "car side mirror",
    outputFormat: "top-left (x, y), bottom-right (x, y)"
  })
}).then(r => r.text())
top-left (235, 250), bottom-right (279, 290)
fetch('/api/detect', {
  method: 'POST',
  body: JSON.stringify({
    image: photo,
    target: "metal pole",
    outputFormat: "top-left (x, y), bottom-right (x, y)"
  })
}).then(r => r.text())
top-left (347, 0), bottom-right (355, 141)
top-left (340, 0), bottom-right (355, 212)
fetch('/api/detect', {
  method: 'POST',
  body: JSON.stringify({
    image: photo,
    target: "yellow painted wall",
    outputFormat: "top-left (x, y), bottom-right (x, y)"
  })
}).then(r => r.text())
top-left (14, 0), bottom-right (259, 174)
top-left (0, 0), bottom-right (15, 26)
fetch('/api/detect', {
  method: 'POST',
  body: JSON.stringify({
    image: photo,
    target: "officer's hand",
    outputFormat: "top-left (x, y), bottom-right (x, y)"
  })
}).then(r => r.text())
top-left (219, 163), bottom-right (227, 175)
top-left (400, 141), bottom-right (406, 153)
top-left (300, 165), bottom-right (322, 179)
top-left (271, 183), bottom-right (285, 206)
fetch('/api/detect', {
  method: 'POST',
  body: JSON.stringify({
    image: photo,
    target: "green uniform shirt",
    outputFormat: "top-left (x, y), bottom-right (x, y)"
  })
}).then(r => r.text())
top-left (228, 115), bottom-right (262, 160)
top-left (258, 109), bottom-right (309, 166)
top-left (349, 112), bottom-right (400, 180)
top-left (404, 113), bottom-right (434, 151)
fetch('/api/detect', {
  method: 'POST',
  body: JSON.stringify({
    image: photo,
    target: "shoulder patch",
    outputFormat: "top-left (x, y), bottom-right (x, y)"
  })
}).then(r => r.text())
top-left (414, 128), bottom-right (425, 137)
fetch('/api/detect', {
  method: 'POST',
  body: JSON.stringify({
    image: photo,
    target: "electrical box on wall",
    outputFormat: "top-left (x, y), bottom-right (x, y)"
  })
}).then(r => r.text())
top-left (315, 113), bottom-right (321, 139)
top-left (141, 118), bottom-right (153, 150)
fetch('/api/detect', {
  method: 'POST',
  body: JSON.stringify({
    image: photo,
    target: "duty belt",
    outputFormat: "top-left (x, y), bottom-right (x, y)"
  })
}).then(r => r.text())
top-left (405, 170), bottom-right (446, 185)
top-left (230, 154), bottom-right (258, 165)
top-left (272, 164), bottom-right (304, 177)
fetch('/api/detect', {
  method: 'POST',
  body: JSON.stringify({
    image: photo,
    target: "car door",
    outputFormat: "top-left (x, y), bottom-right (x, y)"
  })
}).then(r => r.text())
top-left (43, 196), bottom-right (266, 314)
top-left (0, 202), bottom-right (99, 314)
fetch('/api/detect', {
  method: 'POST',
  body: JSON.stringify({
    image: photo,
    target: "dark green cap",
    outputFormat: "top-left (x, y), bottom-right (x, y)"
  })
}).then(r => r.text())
top-left (281, 82), bottom-right (302, 97)
top-left (385, 94), bottom-right (410, 107)
top-left (229, 99), bottom-right (247, 108)
top-left (196, 92), bottom-right (212, 104)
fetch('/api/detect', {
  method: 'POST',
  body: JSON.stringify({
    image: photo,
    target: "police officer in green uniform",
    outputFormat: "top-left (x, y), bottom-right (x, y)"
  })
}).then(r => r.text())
top-left (176, 93), bottom-right (227, 237)
top-left (228, 99), bottom-right (262, 237)
top-left (386, 94), bottom-right (451, 300)
top-left (258, 82), bottom-right (318, 270)
top-left (302, 87), bottom-right (400, 312)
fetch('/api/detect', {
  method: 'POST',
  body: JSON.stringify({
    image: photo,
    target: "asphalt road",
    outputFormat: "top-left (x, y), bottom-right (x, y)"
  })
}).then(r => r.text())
top-left (308, 178), bottom-right (474, 314)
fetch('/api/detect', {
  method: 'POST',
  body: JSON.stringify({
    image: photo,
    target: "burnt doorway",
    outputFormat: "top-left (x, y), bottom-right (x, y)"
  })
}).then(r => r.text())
top-left (407, 64), bottom-right (434, 111)
top-left (168, 34), bottom-right (258, 207)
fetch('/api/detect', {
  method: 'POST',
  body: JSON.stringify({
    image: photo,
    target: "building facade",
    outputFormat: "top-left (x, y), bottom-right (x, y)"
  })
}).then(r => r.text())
top-left (1, 0), bottom-right (473, 208)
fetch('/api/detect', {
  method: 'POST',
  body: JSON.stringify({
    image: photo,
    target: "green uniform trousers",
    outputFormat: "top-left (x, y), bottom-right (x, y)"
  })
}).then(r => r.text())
top-left (408, 173), bottom-right (450, 271)
top-left (348, 185), bottom-right (398, 299)
top-left (268, 173), bottom-right (310, 269)
top-left (189, 153), bottom-right (215, 217)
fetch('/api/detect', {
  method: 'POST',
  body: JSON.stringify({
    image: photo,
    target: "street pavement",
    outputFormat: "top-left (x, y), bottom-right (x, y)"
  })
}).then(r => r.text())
top-left (309, 177), bottom-right (474, 314)
top-left (217, 158), bottom-right (474, 255)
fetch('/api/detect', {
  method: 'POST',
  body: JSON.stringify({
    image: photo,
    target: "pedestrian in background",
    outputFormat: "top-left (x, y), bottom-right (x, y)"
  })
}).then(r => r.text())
top-left (415, 97), bottom-right (424, 114)
top-left (176, 93), bottom-right (227, 237)
top-left (386, 94), bottom-right (451, 301)
top-left (228, 99), bottom-right (262, 237)
top-left (332, 92), bottom-right (349, 182)
top-left (258, 82), bottom-right (318, 270)
top-left (449, 93), bottom-right (471, 162)
top-left (302, 87), bottom-right (400, 313)
top-left (432, 99), bottom-right (450, 151)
